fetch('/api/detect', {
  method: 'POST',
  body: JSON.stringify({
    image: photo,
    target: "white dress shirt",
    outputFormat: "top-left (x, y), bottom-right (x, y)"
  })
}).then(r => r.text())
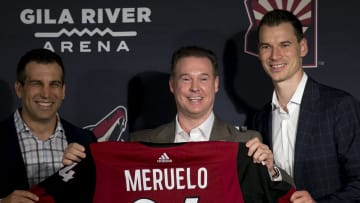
top-left (174, 112), bottom-right (215, 143)
top-left (173, 111), bottom-right (281, 181)
top-left (272, 73), bottom-right (308, 177)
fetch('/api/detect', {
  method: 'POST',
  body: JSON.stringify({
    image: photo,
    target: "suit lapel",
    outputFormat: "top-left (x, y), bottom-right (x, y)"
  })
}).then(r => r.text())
top-left (155, 121), bottom-right (176, 143)
top-left (209, 116), bottom-right (233, 141)
top-left (293, 77), bottom-right (319, 181)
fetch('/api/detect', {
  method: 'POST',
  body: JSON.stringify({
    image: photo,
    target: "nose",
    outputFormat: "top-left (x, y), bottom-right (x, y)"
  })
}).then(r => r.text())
top-left (190, 79), bottom-right (199, 92)
top-left (270, 47), bottom-right (281, 60)
top-left (40, 85), bottom-right (50, 98)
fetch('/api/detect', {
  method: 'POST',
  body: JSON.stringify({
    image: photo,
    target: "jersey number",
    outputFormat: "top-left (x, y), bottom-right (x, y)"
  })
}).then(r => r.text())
top-left (59, 163), bottom-right (78, 182)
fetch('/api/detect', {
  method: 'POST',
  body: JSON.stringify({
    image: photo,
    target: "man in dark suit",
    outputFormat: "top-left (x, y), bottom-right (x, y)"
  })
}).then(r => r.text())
top-left (130, 46), bottom-right (287, 183)
top-left (252, 9), bottom-right (360, 202)
top-left (0, 48), bottom-right (97, 202)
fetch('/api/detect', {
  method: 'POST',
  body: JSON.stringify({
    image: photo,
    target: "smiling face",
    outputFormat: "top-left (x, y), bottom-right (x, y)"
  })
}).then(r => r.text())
top-left (15, 61), bottom-right (65, 125)
top-left (258, 22), bottom-right (308, 85)
top-left (169, 56), bottom-right (219, 121)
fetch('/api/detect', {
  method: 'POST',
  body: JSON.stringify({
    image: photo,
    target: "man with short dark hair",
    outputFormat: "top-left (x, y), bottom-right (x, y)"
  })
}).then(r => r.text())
top-left (0, 48), bottom-right (97, 203)
top-left (253, 9), bottom-right (360, 202)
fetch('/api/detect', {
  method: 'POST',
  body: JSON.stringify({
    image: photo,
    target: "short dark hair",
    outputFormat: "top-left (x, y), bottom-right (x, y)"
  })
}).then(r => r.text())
top-left (257, 9), bottom-right (304, 42)
top-left (16, 48), bottom-right (65, 85)
top-left (170, 46), bottom-right (218, 77)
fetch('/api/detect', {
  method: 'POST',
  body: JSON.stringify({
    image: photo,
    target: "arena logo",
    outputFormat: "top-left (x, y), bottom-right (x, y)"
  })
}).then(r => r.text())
top-left (244, 0), bottom-right (318, 68)
top-left (19, 8), bottom-right (152, 53)
top-left (83, 105), bottom-right (128, 142)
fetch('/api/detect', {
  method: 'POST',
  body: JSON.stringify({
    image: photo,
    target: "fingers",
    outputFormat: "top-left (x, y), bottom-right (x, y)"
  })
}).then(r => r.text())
top-left (246, 137), bottom-right (274, 170)
top-left (2, 190), bottom-right (39, 203)
top-left (246, 137), bottom-right (270, 162)
top-left (62, 143), bottom-right (86, 166)
top-left (245, 137), bottom-right (261, 156)
top-left (254, 145), bottom-right (273, 169)
top-left (290, 190), bottom-right (316, 203)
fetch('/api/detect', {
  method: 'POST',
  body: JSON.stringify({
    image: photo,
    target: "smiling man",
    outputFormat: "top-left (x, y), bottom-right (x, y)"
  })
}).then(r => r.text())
top-left (130, 46), bottom-right (262, 143)
top-left (0, 48), bottom-right (97, 203)
top-left (252, 9), bottom-right (360, 202)
top-left (126, 46), bottom-right (294, 202)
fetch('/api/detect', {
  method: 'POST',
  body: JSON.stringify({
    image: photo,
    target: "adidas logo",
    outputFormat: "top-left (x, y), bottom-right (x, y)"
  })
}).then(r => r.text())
top-left (157, 152), bottom-right (172, 163)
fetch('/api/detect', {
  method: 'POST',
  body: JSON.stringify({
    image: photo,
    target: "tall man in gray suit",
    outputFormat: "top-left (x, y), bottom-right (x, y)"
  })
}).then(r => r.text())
top-left (252, 9), bottom-right (360, 202)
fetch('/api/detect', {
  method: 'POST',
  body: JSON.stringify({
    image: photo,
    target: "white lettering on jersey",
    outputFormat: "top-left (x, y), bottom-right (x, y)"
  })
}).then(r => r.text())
top-left (124, 167), bottom-right (208, 191)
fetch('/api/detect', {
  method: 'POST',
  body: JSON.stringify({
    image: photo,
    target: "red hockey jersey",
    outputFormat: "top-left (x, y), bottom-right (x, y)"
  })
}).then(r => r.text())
top-left (31, 141), bottom-right (294, 203)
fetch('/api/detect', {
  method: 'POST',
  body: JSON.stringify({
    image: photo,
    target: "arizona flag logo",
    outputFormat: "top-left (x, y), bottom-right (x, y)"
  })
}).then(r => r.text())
top-left (244, 0), bottom-right (318, 68)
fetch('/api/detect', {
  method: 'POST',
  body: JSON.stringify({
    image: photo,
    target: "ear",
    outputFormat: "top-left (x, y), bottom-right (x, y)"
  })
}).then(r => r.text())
top-left (169, 77), bottom-right (175, 94)
top-left (214, 76), bottom-right (219, 93)
top-left (300, 38), bottom-right (308, 57)
top-left (61, 84), bottom-right (66, 100)
top-left (14, 81), bottom-right (23, 99)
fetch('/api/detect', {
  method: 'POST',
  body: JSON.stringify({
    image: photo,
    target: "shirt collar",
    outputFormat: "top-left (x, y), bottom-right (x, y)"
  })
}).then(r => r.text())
top-left (175, 111), bottom-right (215, 138)
top-left (14, 109), bottom-right (64, 135)
top-left (291, 72), bottom-right (308, 105)
top-left (271, 73), bottom-right (308, 110)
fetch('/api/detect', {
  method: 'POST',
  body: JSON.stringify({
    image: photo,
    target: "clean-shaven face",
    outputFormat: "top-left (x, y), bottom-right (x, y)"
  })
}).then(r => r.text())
top-left (258, 22), bottom-right (308, 84)
top-left (170, 56), bottom-right (219, 120)
top-left (15, 61), bottom-right (65, 124)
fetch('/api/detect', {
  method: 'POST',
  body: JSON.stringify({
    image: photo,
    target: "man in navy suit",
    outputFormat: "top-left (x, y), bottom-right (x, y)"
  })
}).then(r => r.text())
top-left (0, 49), bottom-right (97, 202)
top-left (252, 9), bottom-right (360, 202)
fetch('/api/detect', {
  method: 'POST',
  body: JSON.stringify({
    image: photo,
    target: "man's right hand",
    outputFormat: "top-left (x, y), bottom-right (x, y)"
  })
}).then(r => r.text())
top-left (1, 190), bottom-right (39, 203)
top-left (62, 143), bottom-right (86, 166)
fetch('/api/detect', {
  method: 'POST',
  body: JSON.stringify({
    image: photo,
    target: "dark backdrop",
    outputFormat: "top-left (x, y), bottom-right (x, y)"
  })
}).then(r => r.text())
top-left (1, 0), bottom-right (358, 141)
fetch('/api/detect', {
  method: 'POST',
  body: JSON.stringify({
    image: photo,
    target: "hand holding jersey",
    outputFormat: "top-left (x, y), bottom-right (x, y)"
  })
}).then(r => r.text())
top-left (246, 137), bottom-right (277, 176)
top-left (62, 143), bottom-right (86, 166)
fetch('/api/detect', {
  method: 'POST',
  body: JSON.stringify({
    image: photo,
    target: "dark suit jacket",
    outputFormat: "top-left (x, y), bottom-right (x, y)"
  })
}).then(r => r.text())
top-left (130, 116), bottom-right (261, 143)
top-left (252, 76), bottom-right (360, 202)
top-left (0, 114), bottom-right (97, 198)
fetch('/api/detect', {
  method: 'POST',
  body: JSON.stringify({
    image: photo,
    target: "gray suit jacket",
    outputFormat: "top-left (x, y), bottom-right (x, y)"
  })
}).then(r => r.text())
top-left (130, 116), bottom-right (260, 143)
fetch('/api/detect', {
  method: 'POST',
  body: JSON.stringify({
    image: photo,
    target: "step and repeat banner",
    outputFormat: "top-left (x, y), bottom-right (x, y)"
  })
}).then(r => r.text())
top-left (1, 0), bottom-right (359, 141)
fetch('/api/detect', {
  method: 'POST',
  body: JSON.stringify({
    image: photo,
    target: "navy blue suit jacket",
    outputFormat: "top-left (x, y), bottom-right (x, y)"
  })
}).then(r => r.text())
top-left (0, 114), bottom-right (97, 198)
top-left (252, 77), bottom-right (360, 202)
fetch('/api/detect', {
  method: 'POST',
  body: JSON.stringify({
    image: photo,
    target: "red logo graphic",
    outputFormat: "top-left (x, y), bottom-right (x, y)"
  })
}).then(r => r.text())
top-left (84, 106), bottom-right (127, 141)
top-left (244, 0), bottom-right (318, 67)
